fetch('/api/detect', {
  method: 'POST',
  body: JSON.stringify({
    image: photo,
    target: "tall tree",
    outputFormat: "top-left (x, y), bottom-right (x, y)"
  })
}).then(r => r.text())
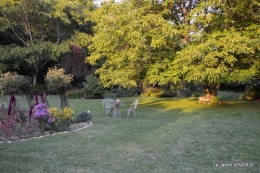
top-left (148, 0), bottom-right (260, 96)
top-left (0, 0), bottom-right (93, 85)
top-left (88, 0), bottom-right (260, 97)
top-left (87, 0), bottom-right (181, 88)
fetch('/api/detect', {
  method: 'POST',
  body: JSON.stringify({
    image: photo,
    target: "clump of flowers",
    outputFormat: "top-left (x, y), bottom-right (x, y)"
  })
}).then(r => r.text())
top-left (0, 94), bottom-right (39, 139)
top-left (34, 102), bottom-right (51, 134)
top-left (48, 107), bottom-right (75, 132)
top-left (49, 107), bottom-right (74, 120)
top-left (34, 102), bottom-right (50, 119)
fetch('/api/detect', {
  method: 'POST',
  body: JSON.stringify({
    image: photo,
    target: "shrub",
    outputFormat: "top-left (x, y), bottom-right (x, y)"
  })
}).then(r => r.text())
top-left (0, 72), bottom-right (32, 107)
top-left (45, 66), bottom-right (73, 109)
top-left (75, 111), bottom-right (92, 123)
top-left (48, 107), bottom-right (75, 132)
top-left (83, 75), bottom-right (105, 99)
top-left (141, 88), bottom-right (174, 97)
top-left (66, 89), bottom-right (84, 99)
top-left (116, 89), bottom-right (129, 97)
top-left (0, 72), bottom-right (30, 92)
top-left (0, 94), bottom-right (39, 140)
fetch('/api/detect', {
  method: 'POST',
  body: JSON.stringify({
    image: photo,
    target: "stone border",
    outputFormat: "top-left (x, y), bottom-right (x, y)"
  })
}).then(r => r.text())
top-left (0, 121), bottom-right (93, 144)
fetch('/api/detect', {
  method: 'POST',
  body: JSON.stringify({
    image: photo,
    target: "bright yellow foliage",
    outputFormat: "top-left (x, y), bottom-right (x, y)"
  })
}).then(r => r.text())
top-left (49, 107), bottom-right (74, 121)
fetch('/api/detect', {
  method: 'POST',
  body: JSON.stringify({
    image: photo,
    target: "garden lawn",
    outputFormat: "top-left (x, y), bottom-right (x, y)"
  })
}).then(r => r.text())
top-left (0, 91), bottom-right (260, 173)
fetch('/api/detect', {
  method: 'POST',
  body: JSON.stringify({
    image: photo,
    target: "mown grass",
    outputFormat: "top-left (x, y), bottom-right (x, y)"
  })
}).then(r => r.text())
top-left (0, 91), bottom-right (260, 173)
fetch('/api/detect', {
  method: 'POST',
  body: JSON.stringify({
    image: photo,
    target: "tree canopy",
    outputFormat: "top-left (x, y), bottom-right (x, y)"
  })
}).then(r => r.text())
top-left (0, 0), bottom-right (94, 85)
top-left (87, 0), bottom-right (260, 95)
top-left (87, 0), bottom-right (181, 88)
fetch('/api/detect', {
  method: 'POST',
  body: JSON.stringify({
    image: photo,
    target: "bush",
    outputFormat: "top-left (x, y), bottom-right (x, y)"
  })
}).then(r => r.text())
top-left (45, 66), bottom-right (73, 109)
top-left (83, 75), bottom-right (105, 99)
top-left (116, 89), bottom-right (129, 97)
top-left (75, 111), bottom-right (92, 123)
top-left (0, 94), bottom-right (39, 140)
top-left (0, 72), bottom-right (32, 93)
top-left (0, 72), bottom-right (32, 107)
top-left (141, 88), bottom-right (175, 97)
top-left (48, 107), bottom-right (75, 132)
top-left (66, 89), bottom-right (84, 99)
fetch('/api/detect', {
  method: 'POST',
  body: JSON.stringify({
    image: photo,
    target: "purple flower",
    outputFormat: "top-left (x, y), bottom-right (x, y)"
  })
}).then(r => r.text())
top-left (7, 93), bottom-right (16, 115)
top-left (34, 102), bottom-right (50, 119)
top-left (47, 116), bottom-right (55, 124)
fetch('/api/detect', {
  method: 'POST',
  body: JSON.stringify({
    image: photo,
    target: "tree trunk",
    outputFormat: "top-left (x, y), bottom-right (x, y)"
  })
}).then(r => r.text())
top-left (32, 74), bottom-right (37, 86)
top-left (59, 87), bottom-right (69, 109)
top-left (203, 83), bottom-right (220, 97)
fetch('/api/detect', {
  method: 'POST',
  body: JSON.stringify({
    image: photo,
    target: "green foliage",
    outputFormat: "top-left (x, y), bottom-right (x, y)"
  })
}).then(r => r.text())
top-left (88, 0), bottom-right (260, 96)
top-left (75, 111), bottom-right (92, 123)
top-left (141, 88), bottom-right (174, 98)
top-left (147, 0), bottom-right (260, 88)
top-left (82, 75), bottom-right (105, 98)
top-left (115, 89), bottom-right (129, 97)
top-left (0, 0), bottom-right (94, 85)
top-left (32, 84), bottom-right (48, 94)
top-left (87, 0), bottom-right (179, 88)
top-left (66, 89), bottom-right (85, 99)
top-left (0, 72), bottom-right (31, 93)
top-left (0, 72), bottom-right (32, 108)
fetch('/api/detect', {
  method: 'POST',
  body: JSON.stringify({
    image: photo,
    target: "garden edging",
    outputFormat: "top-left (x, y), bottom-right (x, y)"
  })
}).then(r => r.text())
top-left (0, 121), bottom-right (93, 144)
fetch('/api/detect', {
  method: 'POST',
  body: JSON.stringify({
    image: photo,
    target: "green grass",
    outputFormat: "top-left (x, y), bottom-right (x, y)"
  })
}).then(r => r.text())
top-left (0, 91), bottom-right (260, 173)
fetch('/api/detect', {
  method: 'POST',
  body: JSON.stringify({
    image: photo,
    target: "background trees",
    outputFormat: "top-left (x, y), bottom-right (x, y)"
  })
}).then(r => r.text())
top-left (0, 0), bottom-right (259, 99)
top-left (0, 0), bottom-right (93, 85)
top-left (154, 0), bottom-right (260, 96)
top-left (87, 0), bottom-right (180, 88)
top-left (88, 0), bottom-right (260, 97)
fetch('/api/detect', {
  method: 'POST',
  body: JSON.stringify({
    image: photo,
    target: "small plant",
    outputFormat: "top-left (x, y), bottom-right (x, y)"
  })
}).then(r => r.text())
top-left (48, 107), bottom-right (75, 132)
top-left (34, 102), bottom-right (51, 134)
top-left (75, 111), bottom-right (92, 123)
top-left (83, 75), bottom-right (105, 99)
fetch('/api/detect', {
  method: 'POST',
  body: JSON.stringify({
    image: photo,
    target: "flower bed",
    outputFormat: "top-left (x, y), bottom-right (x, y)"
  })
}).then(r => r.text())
top-left (0, 121), bottom-right (92, 144)
top-left (0, 92), bottom-right (92, 143)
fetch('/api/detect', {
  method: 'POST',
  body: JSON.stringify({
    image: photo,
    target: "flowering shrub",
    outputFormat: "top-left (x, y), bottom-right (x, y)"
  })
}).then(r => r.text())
top-left (48, 107), bottom-right (75, 132)
top-left (34, 102), bottom-right (50, 119)
top-left (0, 94), bottom-right (39, 140)
top-left (45, 66), bottom-right (73, 109)
top-left (49, 107), bottom-right (74, 120)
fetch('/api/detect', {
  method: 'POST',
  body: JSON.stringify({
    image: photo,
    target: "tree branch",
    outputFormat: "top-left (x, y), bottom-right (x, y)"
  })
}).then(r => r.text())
top-left (0, 11), bottom-right (28, 46)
